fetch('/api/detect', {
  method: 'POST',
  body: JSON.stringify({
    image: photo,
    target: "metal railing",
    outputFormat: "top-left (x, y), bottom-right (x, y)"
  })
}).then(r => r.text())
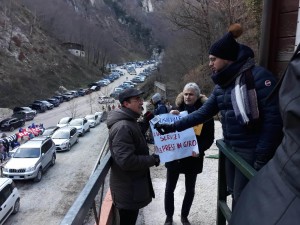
top-left (60, 137), bottom-right (112, 225)
top-left (216, 139), bottom-right (257, 225)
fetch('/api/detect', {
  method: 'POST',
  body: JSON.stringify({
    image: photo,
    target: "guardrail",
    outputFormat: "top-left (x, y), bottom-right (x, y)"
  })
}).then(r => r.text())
top-left (216, 139), bottom-right (257, 225)
top-left (60, 137), bottom-right (112, 225)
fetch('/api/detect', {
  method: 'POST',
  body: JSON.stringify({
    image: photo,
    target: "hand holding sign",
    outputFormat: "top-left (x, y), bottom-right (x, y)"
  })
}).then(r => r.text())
top-left (150, 111), bottom-right (199, 163)
top-left (154, 123), bottom-right (176, 135)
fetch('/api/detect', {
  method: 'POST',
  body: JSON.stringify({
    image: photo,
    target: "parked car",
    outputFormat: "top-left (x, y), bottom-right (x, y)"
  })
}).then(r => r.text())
top-left (34, 100), bottom-right (54, 110)
top-left (47, 98), bottom-right (60, 107)
top-left (61, 94), bottom-right (73, 101)
top-left (57, 117), bottom-right (72, 128)
top-left (0, 118), bottom-right (25, 132)
top-left (2, 136), bottom-right (56, 182)
top-left (67, 90), bottom-right (79, 98)
top-left (98, 96), bottom-right (115, 104)
top-left (77, 88), bottom-right (86, 96)
top-left (85, 114), bottom-right (101, 128)
top-left (0, 178), bottom-right (20, 224)
top-left (29, 103), bottom-right (47, 113)
top-left (110, 90), bottom-right (122, 99)
top-left (12, 111), bottom-right (35, 121)
top-left (68, 118), bottom-right (90, 136)
top-left (51, 126), bottom-right (79, 152)
top-left (13, 106), bottom-right (37, 115)
top-left (90, 85), bottom-right (100, 91)
top-left (52, 95), bottom-right (64, 103)
top-left (41, 126), bottom-right (60, 137)
top-left (95, 111), bottom-right (106, 122)
top-left (131, 77), bottom-right (143, 83)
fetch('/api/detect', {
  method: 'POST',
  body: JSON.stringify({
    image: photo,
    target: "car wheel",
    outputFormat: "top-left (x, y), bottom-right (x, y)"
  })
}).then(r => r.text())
top-left (34, 168), bottom-right (42, 182)
top-left (10, 127), bottom-right (14, 132)
top-left (75, 138), bottom-right (79, 143)
top-left (88, 127), bottom-right (91, 132)
top-left (67, 143), bottom-right (71, 151)
top-left (12, 198), bottom-right (20, 214)
top-left (51, 154), bottom-right (56, 166)
top-left (82, 130), bottom-right (85, 136)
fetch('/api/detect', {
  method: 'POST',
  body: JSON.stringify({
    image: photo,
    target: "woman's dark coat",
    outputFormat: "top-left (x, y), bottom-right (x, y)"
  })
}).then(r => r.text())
top-left (165, 93), bottom-right (215, 174)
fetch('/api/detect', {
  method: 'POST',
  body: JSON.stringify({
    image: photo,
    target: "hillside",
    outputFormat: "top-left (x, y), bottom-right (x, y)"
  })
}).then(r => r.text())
top-left (0, 0), bottom-right (262, 109)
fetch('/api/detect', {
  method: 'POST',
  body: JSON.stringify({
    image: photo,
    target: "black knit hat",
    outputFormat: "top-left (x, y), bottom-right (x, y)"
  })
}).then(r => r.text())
top-left (209, 24), bottom-right (243, 61)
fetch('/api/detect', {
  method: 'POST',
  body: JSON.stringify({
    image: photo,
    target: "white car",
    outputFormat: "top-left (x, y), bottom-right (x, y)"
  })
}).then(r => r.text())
top-left (0, 178), bottom-right (20, 225)
top-left (51, 126), bottom-right (79, 151)
top-left (68, 118), bottom-right (90, 136)
top-left (85, 114), bottom-right (101, 128)
top-left (57, 117), bottom-right (72, 128)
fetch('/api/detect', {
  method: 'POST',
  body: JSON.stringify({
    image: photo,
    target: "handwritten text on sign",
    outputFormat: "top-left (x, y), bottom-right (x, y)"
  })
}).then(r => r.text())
top-left (150, 111), bottom-right (198, 163)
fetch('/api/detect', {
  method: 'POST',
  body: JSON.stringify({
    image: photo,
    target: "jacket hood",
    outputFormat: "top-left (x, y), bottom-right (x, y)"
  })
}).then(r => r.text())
top-left (175, 92), bottom-right (208, 108)
top-left (107, 107), bottom-right (140, 129)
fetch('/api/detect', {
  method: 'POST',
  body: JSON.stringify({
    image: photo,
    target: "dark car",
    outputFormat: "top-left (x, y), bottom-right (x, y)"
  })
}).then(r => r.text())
top-left (0, 118), bottom-right (25, 132)
top-left (41, 126), bottom-right (60, 137)
top-left (13, 106), bottom-right (37, 115)
top-left (34, 100), bottom-right (54, 110)
top-left (52, 95), bottom-right (64, 103)
top-left (90, 86), bottom-right (100, 92)
top-left (47, 98), bottom-right (60, 107)
top-left (12, 111), bottom-right (35, 121)
top-left (29, 103), bottom-right (47, 113)
top-left (61, 94), bottom-right (73, 101)
top-left (77, 89), bottom-right (86, 96)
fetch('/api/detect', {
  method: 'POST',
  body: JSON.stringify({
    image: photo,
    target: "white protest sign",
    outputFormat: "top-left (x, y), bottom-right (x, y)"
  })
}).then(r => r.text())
top-left (150, 111), bottom-right (199, 163)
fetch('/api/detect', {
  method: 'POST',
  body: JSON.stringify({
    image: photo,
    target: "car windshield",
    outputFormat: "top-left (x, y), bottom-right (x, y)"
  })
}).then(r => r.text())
top-left (52, 130), bottom-right (69, 139)
top-left (85, 115), bottom-right (94, 120)
top-left (13, 148), bottom-right (40, 158)
top-left (42, 129), bottom-right (53, 136)
top-left (59, 118), bottom-right (70, 124)
top-left (69, 119), bottom-right (82, 126)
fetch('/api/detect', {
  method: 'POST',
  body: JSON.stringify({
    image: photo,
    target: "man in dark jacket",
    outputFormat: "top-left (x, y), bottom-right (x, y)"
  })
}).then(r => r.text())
top-left (229, 44), bottom-right (300, 225)
top-left (164, 82), bottom-right (214, 225)
top-left (107, 88), bottom-right (160, 225)
top-left (151, 93), bottom-right (169, 115)
top-left (155, 24), bottom-right (283, 208)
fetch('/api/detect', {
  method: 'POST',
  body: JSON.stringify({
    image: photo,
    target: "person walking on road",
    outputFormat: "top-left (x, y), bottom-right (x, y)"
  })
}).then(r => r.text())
top-left (155, 23), bottom-right (283, 209)
top-left (107, 88), bottom-right (160, 225)
top-left (164, 83), bottom-right (215, 225)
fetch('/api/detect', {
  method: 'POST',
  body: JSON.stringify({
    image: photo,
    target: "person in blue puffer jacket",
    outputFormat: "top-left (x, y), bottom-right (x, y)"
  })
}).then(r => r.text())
top-left (155, 23), bottom-right (283, 209)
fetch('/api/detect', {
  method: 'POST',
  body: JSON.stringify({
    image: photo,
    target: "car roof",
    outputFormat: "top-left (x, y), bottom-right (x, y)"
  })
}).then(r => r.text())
top-left (56, 126), bottom-right (75, 131)
top-left (0, 178), bottom-right (12, 189)
top-left (44, 126), bottom-right (59, 130)
top-left (20, 138), bottom-right (46, 148)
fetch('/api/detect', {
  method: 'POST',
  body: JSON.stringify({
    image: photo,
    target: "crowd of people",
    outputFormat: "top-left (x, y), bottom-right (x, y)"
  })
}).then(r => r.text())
top-left (0, 123), bottom-right (44, 162)
top-left (105, 22), bottom-right (298, 225)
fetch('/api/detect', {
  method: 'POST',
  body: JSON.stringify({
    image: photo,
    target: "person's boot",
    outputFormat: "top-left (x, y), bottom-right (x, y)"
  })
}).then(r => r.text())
top-left (164, 216), bottom-right (173, 225)
top-left (181, 216), bottom-right (191, 225)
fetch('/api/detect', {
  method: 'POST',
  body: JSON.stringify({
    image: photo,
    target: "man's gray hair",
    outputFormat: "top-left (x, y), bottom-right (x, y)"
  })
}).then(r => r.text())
top-left (183, 82), bottom-right (201, 97)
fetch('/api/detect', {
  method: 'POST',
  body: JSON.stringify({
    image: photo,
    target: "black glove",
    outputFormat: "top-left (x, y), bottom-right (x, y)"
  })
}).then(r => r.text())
top-left (154, 123), bottom-right (176, 135)
top-left (254, 155), bottom-right (271, 171)
top-left (152, 154), bottom-right (160, 167)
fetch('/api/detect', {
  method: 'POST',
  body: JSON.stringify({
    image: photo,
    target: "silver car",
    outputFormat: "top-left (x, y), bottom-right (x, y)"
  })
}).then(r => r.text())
top-left (68, 118), bottom-right (90, 136)
top-left (2, 136), bottom-right (56, 182)
top-left (51, 126), bottom-right (79, 151)
top-left (85, 114), bottom-right (101, 128)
